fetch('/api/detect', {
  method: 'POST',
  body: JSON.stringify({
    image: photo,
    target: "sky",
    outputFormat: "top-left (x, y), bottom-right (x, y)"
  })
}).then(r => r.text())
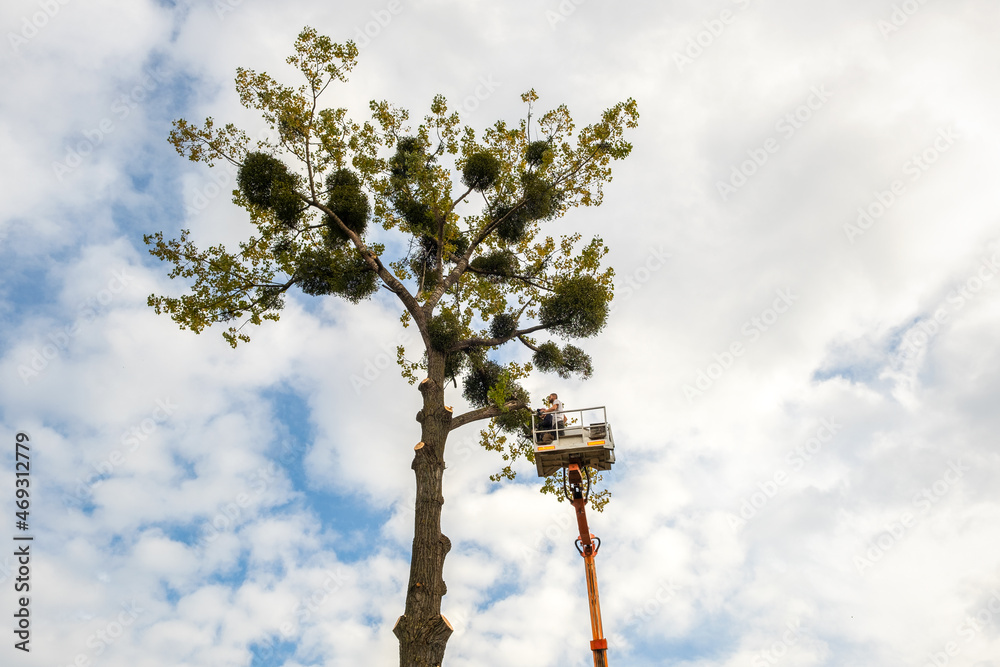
top-left (1, 0), bottom-right (999, 666)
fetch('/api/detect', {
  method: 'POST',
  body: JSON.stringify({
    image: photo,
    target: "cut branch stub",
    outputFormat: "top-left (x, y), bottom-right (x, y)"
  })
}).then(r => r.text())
top-left (392, 613), bottom-right (454, 664)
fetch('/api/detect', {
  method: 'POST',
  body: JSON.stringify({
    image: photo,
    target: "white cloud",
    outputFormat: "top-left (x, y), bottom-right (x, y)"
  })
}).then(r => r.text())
top-left (2, 1), bottom-right (1000, 665)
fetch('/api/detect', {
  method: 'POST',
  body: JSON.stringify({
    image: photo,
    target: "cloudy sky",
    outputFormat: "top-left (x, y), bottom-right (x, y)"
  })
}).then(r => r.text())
top-left (2, 0), bottom-right (1000, 665)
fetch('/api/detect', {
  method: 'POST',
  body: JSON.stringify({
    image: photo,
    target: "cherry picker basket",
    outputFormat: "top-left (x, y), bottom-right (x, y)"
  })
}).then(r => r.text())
top-left (532, 406), bottom-right (616, 477)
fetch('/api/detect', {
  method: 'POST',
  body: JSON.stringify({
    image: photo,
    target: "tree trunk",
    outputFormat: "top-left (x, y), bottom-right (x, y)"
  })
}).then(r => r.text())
top-left (394, 353), bottom-right (454, 666)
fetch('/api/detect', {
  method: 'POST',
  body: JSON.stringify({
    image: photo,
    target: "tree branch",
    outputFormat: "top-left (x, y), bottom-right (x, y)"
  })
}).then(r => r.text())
top-left (450, 400), bottom-right (528, 432)
top-left (447, 185), bottom-right (475, 217)
top-left (451, 323), bottom-right (548, 352)
top-left (431, 148), bottom-right (604, 308)
top-left (304, 81), bottom-right (318, 201)
top-left (463, 263), bottom-right (554, 292)
top-left (307, 196), bottom-right (426, 332)
top-left (517, 334), bottom-right (540, 352)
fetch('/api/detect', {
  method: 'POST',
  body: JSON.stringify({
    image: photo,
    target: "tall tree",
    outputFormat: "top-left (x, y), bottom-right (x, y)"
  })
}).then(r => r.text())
top-left (146, 27), bottom-right (637, 667)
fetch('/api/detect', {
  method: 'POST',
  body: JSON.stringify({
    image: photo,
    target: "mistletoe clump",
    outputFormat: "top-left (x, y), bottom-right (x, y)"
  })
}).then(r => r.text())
top-left (470, 249), bottom-right (518, 282)
top-left (296, 247), bottom-right (378, 303)
top-left (519, 171), bottom-right (560, 221)
top-left (237, 152), bottom-right (303, 228)
top-left (525, 139), bottom-right (551, 167)
top-left (488, 312), bottom-right (519, 340)
top-left (539, 275), bottom-right (610, 338)
top-left (462, 358), bottom-right (527, 409)
top-left (462, 151), bottom-right (500, 191)
top-left (324, 168), bottom-right (370, 244)
top-left (492, 204), bottom-right (531, 245)
top-left (532, 341), bottom-right (594, 379)
top-left (427, 309), bottom-right (462, 352)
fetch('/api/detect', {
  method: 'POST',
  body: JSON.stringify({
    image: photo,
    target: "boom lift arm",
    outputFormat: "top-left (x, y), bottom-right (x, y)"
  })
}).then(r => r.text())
top-left (533, 406), bottom-right (616, 666)
top-left (565, 463), bottom-right (609, 667)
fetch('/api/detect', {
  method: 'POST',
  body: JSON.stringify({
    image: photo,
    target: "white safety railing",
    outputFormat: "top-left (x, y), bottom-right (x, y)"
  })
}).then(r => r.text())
top-left (532, 405), bottom-right (610, 445)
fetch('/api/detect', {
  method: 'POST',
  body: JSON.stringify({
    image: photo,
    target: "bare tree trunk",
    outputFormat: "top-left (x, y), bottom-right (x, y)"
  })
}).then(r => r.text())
top-left (393, 353), bottom-right (454, 666)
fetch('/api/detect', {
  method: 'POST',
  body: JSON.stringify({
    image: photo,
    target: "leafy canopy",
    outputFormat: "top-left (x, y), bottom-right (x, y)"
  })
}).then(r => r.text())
top-left (146, 26), bottom-right (638, 504)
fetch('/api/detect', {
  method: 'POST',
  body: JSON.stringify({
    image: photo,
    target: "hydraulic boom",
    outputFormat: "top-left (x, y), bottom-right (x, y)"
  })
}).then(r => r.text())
top-left (566, 463), bottom-right (608, 667)
top-left (532, 406), bottom-right (616, 665)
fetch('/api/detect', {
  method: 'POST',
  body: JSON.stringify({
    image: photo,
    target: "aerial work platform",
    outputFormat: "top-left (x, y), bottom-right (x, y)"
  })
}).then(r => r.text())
top-left (532, 405), bottom-right (616, 478)
top-left (531, 405), bottom-right (617, 667)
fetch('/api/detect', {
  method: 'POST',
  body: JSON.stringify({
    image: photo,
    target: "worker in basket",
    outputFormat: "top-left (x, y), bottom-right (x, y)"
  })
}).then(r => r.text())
top-left (537, 392), bottom-right (567, 443)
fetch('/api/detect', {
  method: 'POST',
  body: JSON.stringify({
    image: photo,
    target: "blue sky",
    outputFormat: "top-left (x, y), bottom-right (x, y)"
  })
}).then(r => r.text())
top-left (3, 1), bottom-right (1000, 666)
